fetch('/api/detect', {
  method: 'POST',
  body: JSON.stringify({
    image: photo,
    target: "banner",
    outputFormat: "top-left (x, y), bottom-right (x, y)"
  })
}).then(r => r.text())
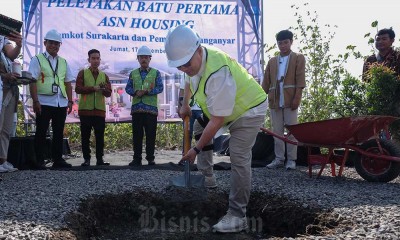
top-left (22, 0), bottom-right (262, 123)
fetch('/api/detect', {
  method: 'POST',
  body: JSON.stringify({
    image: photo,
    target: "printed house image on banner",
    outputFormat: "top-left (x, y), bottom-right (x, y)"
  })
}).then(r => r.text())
top-left (21, 71), bottom-right (182, 124)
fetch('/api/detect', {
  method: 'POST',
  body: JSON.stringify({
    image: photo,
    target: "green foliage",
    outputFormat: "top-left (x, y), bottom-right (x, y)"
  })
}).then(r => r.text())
top-left (155, 122), bottom-right (183, 150)
top-left (363, 64), bottom-right (400, 116)
top-left (103, 123), bottom-right (132, 150)
top-left (289, 3), bottom-right (353, 122)
top-left (333, 73), bottom-right (367, 117)
top-left (334, 64), bottom-right (400, 118)
top-left (263, 5), bottom-right (400, 125)
top-left (15, 104), bottom-right (26, 136)
top-left (365, 22), bottom-right (378, 54)
top-left (16, 115), bottom-right (184, 151)
top-left (362, 63), bottom-right (400, 141)
top-left (64, 123), bottom-right (81, 147)
top-left (64, 122), bottom-right (184, 151)
top-left (371, 21), bottom-right (378, 28)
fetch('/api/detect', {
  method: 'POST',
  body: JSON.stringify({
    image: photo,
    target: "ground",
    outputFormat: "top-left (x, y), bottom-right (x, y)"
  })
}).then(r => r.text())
top-left (57, 188), bottom-right (341, 240)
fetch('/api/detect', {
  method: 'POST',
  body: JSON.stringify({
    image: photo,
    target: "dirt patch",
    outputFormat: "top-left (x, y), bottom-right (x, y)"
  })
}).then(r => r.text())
top-left (59, 188), bottom-right (343, 239)
top-left (163, 185), bottom-right (208, 202)
top-left (48, 229), bottom-right (77, 240)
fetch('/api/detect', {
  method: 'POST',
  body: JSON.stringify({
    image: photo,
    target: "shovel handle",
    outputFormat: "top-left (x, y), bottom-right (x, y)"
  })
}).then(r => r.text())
top-left (183, 116), bottom-right (191, 187)
top-left (183, 116), bottom-right (191, 154)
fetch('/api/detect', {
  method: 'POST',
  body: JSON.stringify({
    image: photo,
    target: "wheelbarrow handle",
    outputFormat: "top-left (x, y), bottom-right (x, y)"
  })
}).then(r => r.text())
top-left (260, 127), bottom-right (298, 145)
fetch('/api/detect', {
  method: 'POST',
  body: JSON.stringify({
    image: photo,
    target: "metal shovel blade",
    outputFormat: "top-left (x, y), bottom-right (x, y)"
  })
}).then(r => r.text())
top-left (166, 116), bottom-right (207, 202)
top-left (166, 161), bottom-right (206, 202)
top-left (168, 160), bottom-right (205, 188)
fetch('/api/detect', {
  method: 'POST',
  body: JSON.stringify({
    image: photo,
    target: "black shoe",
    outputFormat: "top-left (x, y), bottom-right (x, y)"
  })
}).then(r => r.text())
top-left (148, 160), bottom-right (155, 166)
top-left (129, 159), bottom-right (142, 166)
top-left (81, 159), bottom-right (90, 167)
top-left (52, 160), bottom-right (72, 169)
top-left (96, 160), bottom-right (110, 166)
top-left (32, 162), bottom-right (47, 170)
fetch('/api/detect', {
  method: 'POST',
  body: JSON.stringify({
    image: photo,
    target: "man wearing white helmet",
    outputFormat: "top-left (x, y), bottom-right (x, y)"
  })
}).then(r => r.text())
top-left (28, 29), bottom-right (75, 169)
top-left (165, 25), bottom-right (267, 233)
top-left (125, 45), bottom-right (163, 166)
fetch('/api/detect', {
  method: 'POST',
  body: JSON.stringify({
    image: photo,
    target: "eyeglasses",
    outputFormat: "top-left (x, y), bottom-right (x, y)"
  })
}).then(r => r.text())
top-left (177, 58), bottom-right (192, 69)
top-left (177, 51), bottom-right (198, 69)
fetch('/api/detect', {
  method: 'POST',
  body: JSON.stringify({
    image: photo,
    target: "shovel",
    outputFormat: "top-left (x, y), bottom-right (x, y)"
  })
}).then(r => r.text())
top-left (166, 116), bottom-right (207, 202)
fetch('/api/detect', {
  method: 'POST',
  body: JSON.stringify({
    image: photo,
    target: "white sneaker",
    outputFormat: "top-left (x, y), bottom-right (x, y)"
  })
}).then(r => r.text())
top-left (286, 160), bottom-right (296, 170)
top-left (213, 211), bottom-right (248, 233)
top-left (205, 175), bottom-right (217, 188)
top-left (266, 159), bottom-right (284, 169)
top-left (0, 164), bottom-right (8, 173)
top-left (2, 162), bottom-right (18, 172)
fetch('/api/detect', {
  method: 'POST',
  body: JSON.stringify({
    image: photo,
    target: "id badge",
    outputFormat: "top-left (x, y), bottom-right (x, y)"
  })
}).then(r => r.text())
top-left (52, 83), bottom-right (58, 93)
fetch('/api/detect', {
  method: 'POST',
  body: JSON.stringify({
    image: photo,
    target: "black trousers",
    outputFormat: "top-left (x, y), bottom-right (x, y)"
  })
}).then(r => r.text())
top-left (132, 113), bottom-right (157, 161)
top-left (35, 105), bottom-right (67, 163)
top-left (79, 115), bottom-right (105, 161)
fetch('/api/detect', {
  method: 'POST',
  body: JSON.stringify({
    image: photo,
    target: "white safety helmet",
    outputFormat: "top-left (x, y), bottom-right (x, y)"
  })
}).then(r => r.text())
top-left (44, 29), bottom-right (62, 43)
top-left (137, 46), bottom-right (152, 57)
top-left (165, 25), bottom-right (201, 68)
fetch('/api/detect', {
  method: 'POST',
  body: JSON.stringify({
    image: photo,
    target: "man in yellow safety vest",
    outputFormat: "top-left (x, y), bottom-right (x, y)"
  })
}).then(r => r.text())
top-left (165, 25), bottom-right (267, 233)
top-left (125, 46), bottom-right (163, 166)
top-left (29, 29), bottom-right (74, 169)
top-left (75, 49), bottom-right (112, 167)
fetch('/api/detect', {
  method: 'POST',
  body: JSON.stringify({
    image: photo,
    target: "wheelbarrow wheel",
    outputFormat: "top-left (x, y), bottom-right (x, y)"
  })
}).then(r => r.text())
top-left (354, 139), bottom-right (400, 182)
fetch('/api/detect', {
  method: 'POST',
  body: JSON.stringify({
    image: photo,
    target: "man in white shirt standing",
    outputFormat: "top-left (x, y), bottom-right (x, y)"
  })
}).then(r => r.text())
top-left (262, 30), bottom-right (306, 170)
top-left (165, 25), bottom-right (267, 233)
top-left (28, 29), bottom-right (74, 169)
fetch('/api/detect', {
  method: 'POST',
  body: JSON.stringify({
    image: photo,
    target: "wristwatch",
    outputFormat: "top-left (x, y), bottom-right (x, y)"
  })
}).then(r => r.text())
top-left (193, 147), bottom-right (201, 154)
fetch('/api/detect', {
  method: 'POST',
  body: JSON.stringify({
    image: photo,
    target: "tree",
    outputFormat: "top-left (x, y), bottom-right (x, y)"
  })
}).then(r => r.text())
top-left (263, 3), bottom-right (362, 123)
top-left (332, 73), bottom-right (367, 117)
top-left (292, 3), bottom-right (358, 122)
top-left (363, 64), bottom-right (400, 116)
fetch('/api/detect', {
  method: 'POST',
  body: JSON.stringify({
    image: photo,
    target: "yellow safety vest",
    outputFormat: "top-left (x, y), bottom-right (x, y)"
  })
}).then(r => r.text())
top-left (78, 69), bottom-right (106, 111)
top-left (36, 53), bottom-right (67, 98)
top-left (191, 46), bottom-right (266, 125)
top-left (130, 68), bottom-right (158, 107)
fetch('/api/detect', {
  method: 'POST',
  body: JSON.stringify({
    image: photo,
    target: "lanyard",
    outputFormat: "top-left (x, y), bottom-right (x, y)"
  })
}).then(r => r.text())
top-left (44, 53), bottom-right (59, 84)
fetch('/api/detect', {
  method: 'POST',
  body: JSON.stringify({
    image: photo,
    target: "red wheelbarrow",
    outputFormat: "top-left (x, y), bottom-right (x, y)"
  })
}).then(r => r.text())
top-left (260, 115), bottom-right (400, 183)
